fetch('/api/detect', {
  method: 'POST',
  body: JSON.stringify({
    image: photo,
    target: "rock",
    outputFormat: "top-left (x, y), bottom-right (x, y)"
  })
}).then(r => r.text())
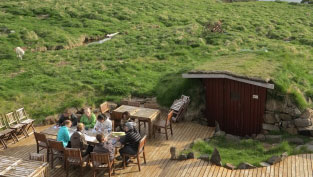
top-left (264, 113), bottom-right (276, 124)
top-left (266, 99), bottom-right (284, 112)
top-left (296, 145), bottom-right (313, 152)
top-left (204, 138), bottom-right (210, 143)
top-left (281, 121), bottom-right (290, 129)
top-left (225, 134), bottom-right (240, 143)
top-left (215, 131), bottom-right (226, 137)
top-left (237, 162), bottom-right (256, 169)
top-left (294, 118), bottom-right (311, 128)
top-left (267, 155), bottom-right (282, 165)
top-left (279, 113), bottom-right (292, 121)
top-left (260, 162), bottom-right (271, 167)
top-left (187, 152), bottom-right (194, 159)
top-left (251, 134), bottom-right (257, 139)
top-left (210, 148), bottom-right (222, 166)
top-left (215, 121), bottom-right (220, 132)
top-left (286, 137), bottom-right (304, 145)
top-left (178, 154), bottom-right (187, 160)
top-left (262, 124), bottom-right (280, 131)
top-left (281, 152), bottom-right (288, 161)
top-left (274, 114), bottom-right (281, 122)
top-left (170, 147), bottom-right (177, 160)
top-left (286, 127), bottom-right (298, 135)
top-left (294, 108), bottom-right (302, 117)
top-left (255, 134), bottom-right (266, 141)
top-left (300, 108), bottom-right (313, 119)
top-left (265, 135), bottom-right (282, 143)
top-left (298, 125), bottom-right (313, 131)
top-left (225, 163), bottom-right (236, 170)
top-left (199, 154), bottom-right (210, 161)
top-left (44, 115), bottom-right (58, 125)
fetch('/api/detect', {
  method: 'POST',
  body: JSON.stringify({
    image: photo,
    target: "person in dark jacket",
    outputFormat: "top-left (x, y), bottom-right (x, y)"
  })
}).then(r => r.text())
top-left (58, 108), bottom-right (78, 126)
top-left (118, 122), bottom-right (141, 163)
top-left (93, 134), bottom-right (115, 161)
top-left (70, 123), bottom-right (93, 156)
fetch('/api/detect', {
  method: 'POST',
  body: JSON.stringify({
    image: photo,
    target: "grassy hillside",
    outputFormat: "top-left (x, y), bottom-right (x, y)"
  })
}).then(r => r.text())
top-left (0, 0), bottom-right (313, 121)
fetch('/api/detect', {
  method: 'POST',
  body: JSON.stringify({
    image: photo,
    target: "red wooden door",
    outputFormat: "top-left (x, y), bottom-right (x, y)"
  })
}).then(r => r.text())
top-left (205, 78), bottom-right (267, 136)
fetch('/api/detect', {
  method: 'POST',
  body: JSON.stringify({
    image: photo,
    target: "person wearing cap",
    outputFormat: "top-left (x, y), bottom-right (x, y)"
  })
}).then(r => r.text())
top-left (93, 134), bottom-right (115, 161)
top-left (70, 123), bottom-right (93, 156)
top-left (118, 122), bottom-right (141, 163)
top-left (80, 107), bottom-right (96, 130)
top-left (57, 108), bottom-right (78, 126)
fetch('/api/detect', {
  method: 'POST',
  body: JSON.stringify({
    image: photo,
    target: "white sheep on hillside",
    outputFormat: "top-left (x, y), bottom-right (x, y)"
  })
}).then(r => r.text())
top-left (15, 47), bottom-right (25, 60)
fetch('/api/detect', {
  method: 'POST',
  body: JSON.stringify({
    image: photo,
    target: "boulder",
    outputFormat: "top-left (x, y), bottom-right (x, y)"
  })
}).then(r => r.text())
top-left (237, 162), bottom-right (256, 169)
top-left (225, 134), bottom-right (240, 143)
top-left (225, 163), bottom-right (236, 170)
top-left (279, 114), bottom-right (292, 121)
top-left (281, 152), bottom-right (288, 161)
top-left (294, 108), bottom-right (302, 117)
top-left (281, 121), bottom-right (291, 129)
top-left (296, 145), bottom-right (313, 152)
top-left (199, 154), bottom-right (210, 161)
top-left (204, 138), bottom-right (211, 143)
top-left (286, 137), bottom-right (304, 145)
top-left (210, 148), bottom-right (222, 166)
top-left (187, 152), bottom-right (195, 159)
top-left (267, 155), bottom-right (282, 165)
top-left (262, 124), bottom-right (280, 131)
top-left (294, 118), bottom-right (311, 128)
top-left (170, 147), bottom-right (177, 160)
top-left (259, 162), bottom-right (271, 167)
top-left (266, 99), bottom-right (284, 112)
top-left (285, 127), bottom-right (298, 135)
top-left (215, 131), bottom-right (226, 137)
top-left (44, 115), bottom-right (58, 125)
top-left (215, 121), bottom-right (220, 132)
top-left (265, 135), bottom-right (282, 143)
top-left (300, 108), bottom-right (313, 119)
top-left (255, 134), bottom-right (266, 141)
top-left (178, 154), bottom-right (187, 160)
top-left (264, 113), bottom-right (276, 124)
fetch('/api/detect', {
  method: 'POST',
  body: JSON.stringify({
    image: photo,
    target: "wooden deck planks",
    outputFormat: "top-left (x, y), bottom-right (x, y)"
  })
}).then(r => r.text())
top-left (1, 123), bottom-right (313, 177)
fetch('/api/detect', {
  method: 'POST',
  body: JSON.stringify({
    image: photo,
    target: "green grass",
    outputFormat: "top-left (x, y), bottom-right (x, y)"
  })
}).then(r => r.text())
top-left (0, 0), bottom-right (313, 120)
top-left (186, 136), bottom-right (311, 167)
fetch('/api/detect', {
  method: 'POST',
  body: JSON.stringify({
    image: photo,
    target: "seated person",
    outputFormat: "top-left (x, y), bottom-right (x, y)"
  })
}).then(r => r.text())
top-left (70, 123), bottom-right (93, 156)
top-left (58, 108), bottom-right (78, 126)
top-left (57, 120), bottom-right (72, 147)
top-left (80, 107), bottom-right (96, 130)
top-left (116, 111), bottom-right (132, 132)
top-left (94, 114), bottom-right (112, 134)
top-left (93, 134), bottom-right (115, 161)
top-left (118, 122), bottom-right (141, 164)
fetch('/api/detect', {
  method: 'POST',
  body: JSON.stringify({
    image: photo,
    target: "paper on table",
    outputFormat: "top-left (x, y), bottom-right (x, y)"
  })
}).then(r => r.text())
top-left (85, 134), bottom-right (97, 142)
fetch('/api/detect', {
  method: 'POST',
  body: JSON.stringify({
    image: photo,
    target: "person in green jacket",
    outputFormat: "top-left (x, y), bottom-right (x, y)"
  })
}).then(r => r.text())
top-left (80, 107), bottom-right (96, 130)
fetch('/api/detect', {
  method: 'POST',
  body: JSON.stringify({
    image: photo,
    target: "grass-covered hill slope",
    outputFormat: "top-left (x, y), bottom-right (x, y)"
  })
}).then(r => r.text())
top-left (0, 0), bottom-right (313, 121)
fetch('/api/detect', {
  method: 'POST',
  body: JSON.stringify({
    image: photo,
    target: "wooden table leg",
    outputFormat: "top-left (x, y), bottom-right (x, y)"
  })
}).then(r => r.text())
top-left (148, 121), bottom-right (152, 138)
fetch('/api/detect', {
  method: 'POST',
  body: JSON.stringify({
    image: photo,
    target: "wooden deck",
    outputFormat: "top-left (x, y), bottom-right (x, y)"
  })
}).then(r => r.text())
top-left (1, 122), bottom-right (313, 177)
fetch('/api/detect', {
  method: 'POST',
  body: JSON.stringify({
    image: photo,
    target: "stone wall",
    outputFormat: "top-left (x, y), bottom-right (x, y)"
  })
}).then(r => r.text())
top-left (263, 96), bottom-right (313, 136)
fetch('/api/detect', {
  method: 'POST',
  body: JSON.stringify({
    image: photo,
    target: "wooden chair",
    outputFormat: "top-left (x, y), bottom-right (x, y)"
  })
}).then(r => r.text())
top-left (100, 102), bottom-right (110, 114)
top-left (90, 152), bottom-right (115, 177)
top-left (5, 112), bottom-right (28, 139)
top-left (64, 148), bottom-right (89, 177)
top-left (122, 135), bottom-right (147, 171)
top-left (144, 102), bottom-right (159, 109)
top-left (15, 107), bottom-right (35, 135)
top-left (110, 111), bottom-right (122, 130)
top-left (0, 114), bottom-right (17, 149)
top-left (153, 111), bottom-right (174, 140)
top-left (48, 140), bottom-right (65, 169)
top-left (34, 132), bottom-right (52, 161)
top-left (128, 101), bottom-right (140, 107)
top-left (120, 100), bottom-right (128, 105)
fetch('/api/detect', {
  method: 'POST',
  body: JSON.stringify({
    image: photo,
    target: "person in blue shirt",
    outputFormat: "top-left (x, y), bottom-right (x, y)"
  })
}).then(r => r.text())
top-left (57, 120), bottom-right (72, 147)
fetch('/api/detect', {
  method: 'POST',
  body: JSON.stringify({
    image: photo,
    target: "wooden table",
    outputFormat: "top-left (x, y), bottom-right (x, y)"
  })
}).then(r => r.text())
top-left (40, 126), bottom-right (121, 145)
top-left (113, 105), bottom-right (160, 138)
top-left (0, 155), bottom-right (49, 177)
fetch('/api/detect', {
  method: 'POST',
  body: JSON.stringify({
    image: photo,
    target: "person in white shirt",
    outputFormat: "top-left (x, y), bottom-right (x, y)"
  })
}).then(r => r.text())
top-left (94, 114), bottom-right (112, 134)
